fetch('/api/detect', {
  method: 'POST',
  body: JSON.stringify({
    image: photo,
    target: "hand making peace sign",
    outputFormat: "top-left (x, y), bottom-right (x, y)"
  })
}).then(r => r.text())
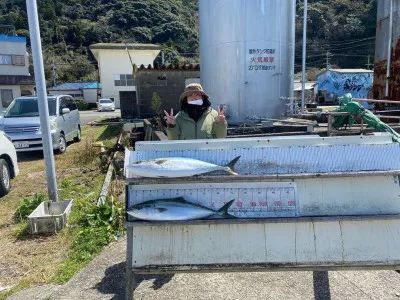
top-left (164, 108), bottom-right (176, 125)
top-left (216, 105), bottom-right (227, 122)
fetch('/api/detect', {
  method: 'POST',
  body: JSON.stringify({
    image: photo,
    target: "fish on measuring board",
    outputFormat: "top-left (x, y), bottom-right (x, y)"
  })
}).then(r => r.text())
top-left (127, 197), bottom-right (236, 221)
top-left (126, 156), bottom-right (241, 178)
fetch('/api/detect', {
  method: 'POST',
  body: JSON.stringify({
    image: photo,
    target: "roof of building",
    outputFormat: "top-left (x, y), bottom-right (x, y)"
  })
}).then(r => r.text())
top-left (0, 34), bottom-right (26, 43)
top-left (318, 69), bottom-right (374, 76)
top-left (48, 81), bottom-right (100, 91)
top-left (0, 75), bottom-right (34, 85)
top-left (137, 63), bottom-right (200, 71)
top-left (89, 43), bottom-right (162, 51)
top-left (81, 82), bottom-right (101, 89)
top-left (293, 81), bottom-right (317, 91)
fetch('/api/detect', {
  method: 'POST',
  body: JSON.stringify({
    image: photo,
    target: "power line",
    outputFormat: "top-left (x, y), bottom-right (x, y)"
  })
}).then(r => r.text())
top-left (320, 36), bottom-right (375, 46)
top-left (329, 42), bottom-right (375, 51)
top-left (299, 36), bottom-right (375, 47)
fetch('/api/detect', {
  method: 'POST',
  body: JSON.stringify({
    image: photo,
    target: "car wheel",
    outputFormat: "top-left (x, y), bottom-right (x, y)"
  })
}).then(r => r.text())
top-left (74, 127), bottom-right (81, 142)
top-left (0, 159), bottom-right (11, 197)
top-left (57, 134), bottom-right (67, 154)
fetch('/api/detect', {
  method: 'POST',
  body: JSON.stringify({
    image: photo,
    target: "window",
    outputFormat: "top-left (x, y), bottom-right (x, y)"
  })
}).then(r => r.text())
top-left (114, 74), bottom-right (135, 86)
top-left (1, 89), bottom-right (13, 108)
top-left (0, 55), bottom-right (12, 65)
top-left (60, 96), bottom-right (77, 113)
top-left (12, 55), bottom-right (25, 66)
top-left (99, 99), bottom-right (113, 104)
top-left (4, 97), bottom-right (57, 117)
top-left (67, 93), bottom-right (83, 98)
top-left (66, 97), bottom-right (78, 111)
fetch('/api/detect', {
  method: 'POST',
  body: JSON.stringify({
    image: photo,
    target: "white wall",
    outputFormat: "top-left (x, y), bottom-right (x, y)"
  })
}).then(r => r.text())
top-left (0, 39), bottom-right (30, 76)
top-left (97, 49), bottom-right (160, 108)
top-left (82, 89), bottom-right (99, 104)
top-left (48, 89), bottom-right (82, 98)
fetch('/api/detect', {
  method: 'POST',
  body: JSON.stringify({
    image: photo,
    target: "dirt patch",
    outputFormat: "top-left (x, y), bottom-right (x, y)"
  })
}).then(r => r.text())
top-left (26, 171), bottom-right (45, 179)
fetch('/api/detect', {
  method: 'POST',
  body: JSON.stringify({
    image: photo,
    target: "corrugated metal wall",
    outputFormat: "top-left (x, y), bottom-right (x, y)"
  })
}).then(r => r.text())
top-left (373, 0), bottom-right (400, 102)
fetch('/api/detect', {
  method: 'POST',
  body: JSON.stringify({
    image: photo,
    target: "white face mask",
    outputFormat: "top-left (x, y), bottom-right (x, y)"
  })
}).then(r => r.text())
top-left (188, 99), bottom-right (203, 106)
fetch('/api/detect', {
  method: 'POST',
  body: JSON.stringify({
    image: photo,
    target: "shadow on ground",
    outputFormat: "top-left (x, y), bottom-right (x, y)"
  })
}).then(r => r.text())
top-left (95, 261), bottom-right (174, 300)
top-left (313, 271), bottom-right (331, 300)
top-left (16, 142), bottom-right (75, 162)
top-left (17, 151), bottom-right (44, 162)
top-left (97, 125), bottom-right (123, 142)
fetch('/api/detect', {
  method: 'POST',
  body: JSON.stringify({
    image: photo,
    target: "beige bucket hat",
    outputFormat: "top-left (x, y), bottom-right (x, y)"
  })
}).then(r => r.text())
top-left (179, 83), bottom-right (209, 103)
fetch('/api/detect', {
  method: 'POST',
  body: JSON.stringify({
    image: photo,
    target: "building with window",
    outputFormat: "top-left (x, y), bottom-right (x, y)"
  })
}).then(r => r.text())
top-left (47, 81), bottom-right (101, 108)
top-left (89, 43), bottom-right (161, 109)
top-left (0, 25), bottom-right (35, 111)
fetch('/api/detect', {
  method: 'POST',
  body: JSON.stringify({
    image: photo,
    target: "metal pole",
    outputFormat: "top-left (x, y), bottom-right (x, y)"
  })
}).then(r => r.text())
top-left (301, 0), bottom-right (308, 113)
top-left (26, 0), bottom-right (58, 202)
top-left (385, 0), bottom-right (393, 98)
top-left (288, 0), bottom-right (296, 107)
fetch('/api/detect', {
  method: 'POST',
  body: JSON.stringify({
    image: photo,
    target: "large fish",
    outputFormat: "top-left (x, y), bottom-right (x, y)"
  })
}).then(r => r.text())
top-left (126, 156), bottom-right (240, 178)
top-left (127, 198), bottom-right (235, 221)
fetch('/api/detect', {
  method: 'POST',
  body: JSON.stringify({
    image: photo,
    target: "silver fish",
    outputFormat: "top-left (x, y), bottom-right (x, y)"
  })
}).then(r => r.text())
top-left (127, 197), bottom-right (235, 221)
top-left (126, 156), bottom-right (240, 178)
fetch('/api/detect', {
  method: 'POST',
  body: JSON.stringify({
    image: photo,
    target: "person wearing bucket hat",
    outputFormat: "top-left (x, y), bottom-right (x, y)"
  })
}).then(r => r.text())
top-left (164, 83), bottom-right (227, 140)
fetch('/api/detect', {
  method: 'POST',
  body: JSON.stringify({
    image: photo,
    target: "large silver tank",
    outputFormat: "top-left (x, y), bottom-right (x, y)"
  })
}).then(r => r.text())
top-left (199, 0), bottom-right (296, 124)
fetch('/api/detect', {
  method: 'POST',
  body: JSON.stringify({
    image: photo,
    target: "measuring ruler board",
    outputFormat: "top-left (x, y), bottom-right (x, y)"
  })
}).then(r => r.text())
top-left (127, 182), bottom-right (298, 219)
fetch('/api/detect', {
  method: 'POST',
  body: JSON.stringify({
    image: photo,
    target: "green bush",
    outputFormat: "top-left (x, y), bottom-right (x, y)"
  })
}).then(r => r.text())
top-left (14, 194), bottom-right (46, 222)
top-left (75, 99), bottom-right (89, 111)
top-left (56, 195), bottom-right (125, 283)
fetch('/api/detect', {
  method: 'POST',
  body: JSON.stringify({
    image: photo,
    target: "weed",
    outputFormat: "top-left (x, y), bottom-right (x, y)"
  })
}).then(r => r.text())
top-left (12, 221), bottom-right (29, 239)
top-left (0, 124), bottom-right (123, 296)
top-left (55, 196), bottom-right (125, 283)
top-left (0, 280), bottom-right (31, 300)
top-left (109, 176), bottom-right (125, 198)
top-left (97, 125), bottom-right (123, 146)
top-left (73, 138), bottom-right (98, 166)
top-left (59, 178), bottom-right (73, 200)
top-left (13, 194), bottom-right (46, 223)
top-left (151, 92), bottom-right (164, 131)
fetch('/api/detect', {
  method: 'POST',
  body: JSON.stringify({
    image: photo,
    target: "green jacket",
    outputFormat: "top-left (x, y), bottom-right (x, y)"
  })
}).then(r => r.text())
top-left (167, 108), bottom-right (227, 140)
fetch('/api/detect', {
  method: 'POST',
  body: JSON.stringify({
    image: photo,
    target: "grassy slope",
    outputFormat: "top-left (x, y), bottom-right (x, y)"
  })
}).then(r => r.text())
top-left (0, 124), bottom-right (123, 299)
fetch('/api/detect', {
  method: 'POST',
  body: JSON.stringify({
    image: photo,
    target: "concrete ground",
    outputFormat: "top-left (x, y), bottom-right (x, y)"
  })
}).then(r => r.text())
top-left (8, 235), bottom-right (400, 300)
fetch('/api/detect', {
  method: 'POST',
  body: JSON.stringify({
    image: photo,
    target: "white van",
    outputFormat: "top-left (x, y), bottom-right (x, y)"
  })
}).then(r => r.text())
top-left (0, 95), bottom-right (81, 153)
top-left (0, 131), bottom-right (19, 197)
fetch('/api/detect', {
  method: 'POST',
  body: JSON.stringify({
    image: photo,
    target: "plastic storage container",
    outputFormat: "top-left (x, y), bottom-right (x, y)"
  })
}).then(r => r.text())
top-left (28, 199), bottom-right (73, 234)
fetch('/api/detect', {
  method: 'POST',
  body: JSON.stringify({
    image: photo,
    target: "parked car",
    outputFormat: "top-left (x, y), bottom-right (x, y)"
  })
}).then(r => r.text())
top-left (97, 98), bottom-right (115, 112)
top-left (0, 95), bottom-right (81, 153)
top-left (0, 130), bottom-right (19, 197)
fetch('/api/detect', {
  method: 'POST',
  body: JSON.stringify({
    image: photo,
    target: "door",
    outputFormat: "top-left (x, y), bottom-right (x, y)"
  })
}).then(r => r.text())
top-left (65, 96), bottom-right (80, 138)
top-left (120, 91), bottom-right (137, 119)
top-left (58, 96), bottom-right (74, 141)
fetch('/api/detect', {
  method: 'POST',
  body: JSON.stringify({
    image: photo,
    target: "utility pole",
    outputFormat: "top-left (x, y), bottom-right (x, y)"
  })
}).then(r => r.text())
top-left (365, 55), bottom-right (373, 70)
top-left (301, 0), bottom-right (308, 113)
top-left (326, 51), bottom-right (331, 70)
top-left (51, 61), bottom-right (57, 86)
top-left (161, 51), bottom-right (165, 66)
top-left (27, 0), bottom-right (58, 202)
